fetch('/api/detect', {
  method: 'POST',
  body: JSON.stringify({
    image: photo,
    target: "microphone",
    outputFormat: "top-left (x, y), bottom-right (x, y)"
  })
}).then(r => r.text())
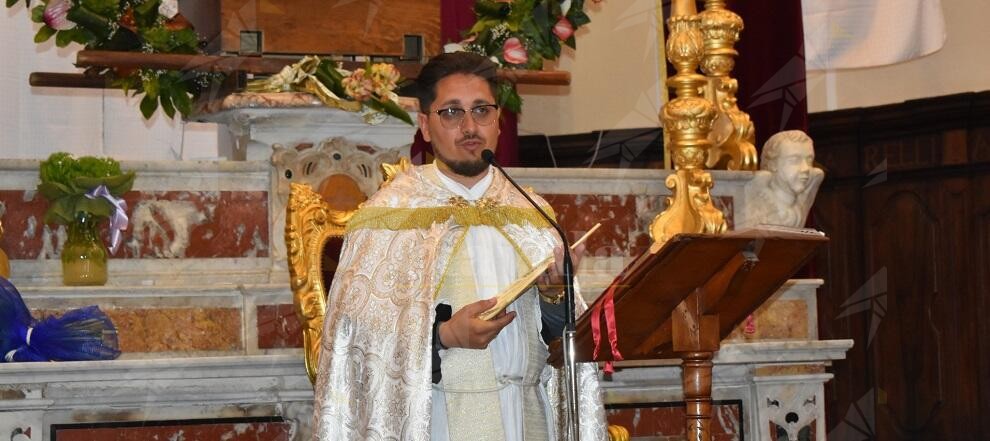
top-left (483, 149), bottom-right (583, 436)
top-left (481, 149), bottom-right (575, 329)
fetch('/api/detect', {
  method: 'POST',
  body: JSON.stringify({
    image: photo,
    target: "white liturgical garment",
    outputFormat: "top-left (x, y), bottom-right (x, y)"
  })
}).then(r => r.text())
top-left (431, 165), bottom-right (554, 441)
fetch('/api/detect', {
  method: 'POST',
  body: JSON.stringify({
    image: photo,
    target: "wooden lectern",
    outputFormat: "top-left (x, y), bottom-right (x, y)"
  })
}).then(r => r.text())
top-left (573, 230), bottom-right (827, 441)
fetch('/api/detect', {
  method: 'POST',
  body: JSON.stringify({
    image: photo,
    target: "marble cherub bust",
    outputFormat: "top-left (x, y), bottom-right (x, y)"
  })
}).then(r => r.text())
top-left (738, 130), bottom-right (824, 229)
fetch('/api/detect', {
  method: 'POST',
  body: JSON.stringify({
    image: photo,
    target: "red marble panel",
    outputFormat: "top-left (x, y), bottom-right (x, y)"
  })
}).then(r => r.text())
top-left (0, 190), bottom-right (268, 259)
top-left (257, 304), bottom-right (304, 349)
top-left (545, 194), bottom-right (640, 257)
top-left (53, 421), bottom-right (291, 441)
top-left (606, 401), bottom-right (742, 439)
top-left (0, 190), bottom-right (55, 259)
top-left (546, 194), bottom-right (736, 258)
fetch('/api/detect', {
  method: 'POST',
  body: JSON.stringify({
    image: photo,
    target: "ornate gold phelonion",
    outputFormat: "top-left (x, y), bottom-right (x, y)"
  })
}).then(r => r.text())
top-left (650, 5), bottom-right (727, 247)
top-left (285, 182), bottom-right (355, 384)
top-left (699, 0), bottom-right (757, 171)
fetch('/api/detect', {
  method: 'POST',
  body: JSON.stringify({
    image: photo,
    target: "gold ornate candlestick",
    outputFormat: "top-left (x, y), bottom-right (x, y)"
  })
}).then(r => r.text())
top-left (699, 0), bottom-right (757, 171)
top-left (649, 2), bottom-right (727, 247)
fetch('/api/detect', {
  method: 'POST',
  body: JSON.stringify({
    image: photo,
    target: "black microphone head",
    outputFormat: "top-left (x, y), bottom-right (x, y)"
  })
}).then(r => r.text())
top-left (481, 149), bottom-right (496, 163)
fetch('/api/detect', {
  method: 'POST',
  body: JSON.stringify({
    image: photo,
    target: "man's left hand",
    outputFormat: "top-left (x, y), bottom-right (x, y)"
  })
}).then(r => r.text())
top-left (536, 242), bottom-right (584, 300)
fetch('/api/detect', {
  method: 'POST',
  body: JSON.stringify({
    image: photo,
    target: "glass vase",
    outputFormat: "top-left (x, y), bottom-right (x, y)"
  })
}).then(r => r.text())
top-left (61, 213), bottom-right (108, 286)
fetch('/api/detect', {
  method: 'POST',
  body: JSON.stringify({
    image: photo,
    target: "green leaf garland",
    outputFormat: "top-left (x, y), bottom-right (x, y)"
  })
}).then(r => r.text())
top-left (7, 0), bottom-right (221, 120)
top-left (461, 0), bottom-right (593, 113)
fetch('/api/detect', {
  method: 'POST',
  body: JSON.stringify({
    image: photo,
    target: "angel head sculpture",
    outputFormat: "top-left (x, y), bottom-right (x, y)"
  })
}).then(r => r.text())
top-left (738, 130), bottom-right (825, 229)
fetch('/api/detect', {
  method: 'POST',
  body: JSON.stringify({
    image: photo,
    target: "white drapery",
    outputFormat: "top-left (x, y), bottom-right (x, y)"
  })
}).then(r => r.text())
top-left (802, 0), bottom-right (947, 71)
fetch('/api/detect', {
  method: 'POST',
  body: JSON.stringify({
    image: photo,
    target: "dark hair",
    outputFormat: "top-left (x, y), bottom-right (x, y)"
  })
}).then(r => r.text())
top-left (415, 52), bottom-right (499, 113)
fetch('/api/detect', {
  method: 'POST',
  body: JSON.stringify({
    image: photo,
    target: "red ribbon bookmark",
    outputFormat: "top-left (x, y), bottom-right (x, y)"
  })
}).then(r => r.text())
top-left (591, 280), bottom-right (624, 373)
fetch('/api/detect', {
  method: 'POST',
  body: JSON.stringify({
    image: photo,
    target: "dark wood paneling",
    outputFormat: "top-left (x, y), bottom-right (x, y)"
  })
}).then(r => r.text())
top-left (811, 183), bottom-right (871, 434)
top-left (975, 174), bottom-right (990, 438)
top-left (810, 91), bottom-right (990, 440)
top-left (864, 179), bottom-right (980, 439)
top-left (518, 127), bottom-right (663, 168)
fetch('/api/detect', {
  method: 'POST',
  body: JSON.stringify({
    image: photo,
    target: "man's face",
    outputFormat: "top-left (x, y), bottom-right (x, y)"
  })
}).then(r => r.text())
top-left (417, 74), bottom-right (499, 181)
top-left (770, 140), bottom-right (815, 194)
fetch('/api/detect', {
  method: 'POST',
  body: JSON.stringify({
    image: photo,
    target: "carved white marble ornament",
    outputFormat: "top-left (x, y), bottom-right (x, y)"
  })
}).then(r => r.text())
top-left (738, 130), bottom-right (824, 229)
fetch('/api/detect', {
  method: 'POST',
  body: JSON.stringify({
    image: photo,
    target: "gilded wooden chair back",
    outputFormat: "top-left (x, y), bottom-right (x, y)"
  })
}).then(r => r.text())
top-left (285, 157), bottom-right (411, 384)
top-left (0, 219), bottom-right (10, 278)
top-left (285, 182), bottom-right (355, 384)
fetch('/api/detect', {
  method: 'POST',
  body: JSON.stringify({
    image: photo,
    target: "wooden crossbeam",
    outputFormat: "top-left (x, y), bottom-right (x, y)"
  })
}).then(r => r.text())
top-left (69, 50), bottom-right (569, 85)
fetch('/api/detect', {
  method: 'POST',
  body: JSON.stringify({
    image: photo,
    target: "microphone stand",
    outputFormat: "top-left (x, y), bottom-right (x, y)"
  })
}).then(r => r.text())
top-left (483, 150), bottom-right (581, 441)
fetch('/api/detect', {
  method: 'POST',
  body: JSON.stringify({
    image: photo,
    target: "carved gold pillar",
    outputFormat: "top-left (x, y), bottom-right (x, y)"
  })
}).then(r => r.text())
top-left (649, 2), bottom-right (727, 247)
top-left (699, 0), bottom-right (757, 171)
top-left (0, 219), bottom-right (9, 278)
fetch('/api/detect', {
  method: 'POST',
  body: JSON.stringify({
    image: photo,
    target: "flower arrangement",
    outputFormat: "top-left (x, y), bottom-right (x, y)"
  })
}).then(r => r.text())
top-left (450, 0), bottom-right (594, 112)
top-left (1, 276), bottom-right (121, 362)
top-left (5, 0), bottom-right (220, 119)
top-left (7, 0), bottom-right (594, 118)
top-left (38, 152), bottom-right (133, 235)
top-left (38, 152), bottom-right (133, 285)
top-left (247, 56), bottom-right (413, 126)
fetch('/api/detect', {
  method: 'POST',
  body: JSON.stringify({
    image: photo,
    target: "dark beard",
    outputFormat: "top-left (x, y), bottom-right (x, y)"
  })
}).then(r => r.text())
top-left (444, 158), bottom-right (490, 178)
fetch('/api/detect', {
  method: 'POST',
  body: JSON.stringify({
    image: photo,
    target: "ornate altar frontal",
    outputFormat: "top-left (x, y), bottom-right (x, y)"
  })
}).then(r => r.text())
top-left (181, 0), bottom-right (441, 58)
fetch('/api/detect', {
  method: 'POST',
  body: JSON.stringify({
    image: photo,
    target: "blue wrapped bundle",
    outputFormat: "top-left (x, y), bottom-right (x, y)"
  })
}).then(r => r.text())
top-left (1, 276), bottom-right (120, 362)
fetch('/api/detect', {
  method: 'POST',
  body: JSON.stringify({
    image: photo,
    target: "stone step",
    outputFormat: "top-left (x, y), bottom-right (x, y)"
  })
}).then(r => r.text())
top-left (18, 282), bottom-right (303, 358)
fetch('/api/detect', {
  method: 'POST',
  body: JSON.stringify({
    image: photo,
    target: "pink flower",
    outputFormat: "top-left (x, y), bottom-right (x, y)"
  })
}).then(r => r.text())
top-left (553, 17), bottom-right (574, 41)
top-left (370, 63), bottom-right (400, 87)
top-left (43, 0), bottom-right (75, 31)
top-left (502, 37), bottom-right (528, 65)
top-left (342, 68), bottom-right (372, 101)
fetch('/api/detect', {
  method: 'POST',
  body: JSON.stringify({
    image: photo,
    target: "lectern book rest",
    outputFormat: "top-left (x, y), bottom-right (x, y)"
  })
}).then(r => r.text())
top-left (571, 229), bottom-right (827, 363)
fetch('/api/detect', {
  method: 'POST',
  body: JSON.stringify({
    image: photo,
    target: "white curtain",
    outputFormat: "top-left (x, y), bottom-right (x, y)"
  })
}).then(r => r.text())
top-left (0, 4), bottom-right (219, 160)
top-left (802, 0), bottom-right (947, 71)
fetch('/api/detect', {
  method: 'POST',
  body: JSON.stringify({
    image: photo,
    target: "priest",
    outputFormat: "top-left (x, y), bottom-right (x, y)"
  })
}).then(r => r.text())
top-left (313, 52), bottom-right (607, 440)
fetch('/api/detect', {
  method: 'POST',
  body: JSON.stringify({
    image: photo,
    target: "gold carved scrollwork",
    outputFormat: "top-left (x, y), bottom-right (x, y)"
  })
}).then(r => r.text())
top-left (380, 156), bottom-right (413, 186)
top-left (698, 0), bottom-right (757, 171)
top-left (285, 182), bottom-right (355, 384)
top-left (651, 3), bottom-right (728, 247)
top-left (0, 218), bottom-right (10, 278)
top-left (650, 169), bottom-right (727, 248)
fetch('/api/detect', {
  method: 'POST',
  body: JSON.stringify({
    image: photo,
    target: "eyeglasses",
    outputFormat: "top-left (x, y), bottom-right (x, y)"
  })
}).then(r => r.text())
top-left (431, 104), bottom-right (500, 129)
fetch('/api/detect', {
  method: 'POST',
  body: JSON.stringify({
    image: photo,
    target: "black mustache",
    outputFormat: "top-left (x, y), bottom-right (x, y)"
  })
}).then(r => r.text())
top-left (457, 135), bottom-right (483, 143)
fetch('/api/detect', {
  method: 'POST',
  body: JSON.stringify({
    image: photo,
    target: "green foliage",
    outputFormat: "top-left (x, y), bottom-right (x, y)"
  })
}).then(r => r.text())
top-left (462, 0), bottom-right (593, 113)
top-left (80, 0), bottom-right (119, 17)
top-left (315, 60), bottom-right (348, 98)
top-left (141, 27), bottom-right (199, 54)
top-left (6, 0), bottom-right (222, 120)
top-left (34, 25), bottom-right (56, 43)
top-left (132, 0), bottom-right (160, 27)
top-left (496, 82), bottom-right (522, 114)
top-left (37, 153), bottom-right (135, 225)
top-left (30, 4), bottom-right (43, 22)
top-left (366, 97), bottom-right (414, 126)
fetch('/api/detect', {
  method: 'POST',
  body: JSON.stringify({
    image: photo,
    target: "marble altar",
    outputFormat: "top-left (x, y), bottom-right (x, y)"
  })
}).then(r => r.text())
top-left (0, 150), bottom-right (850, 440)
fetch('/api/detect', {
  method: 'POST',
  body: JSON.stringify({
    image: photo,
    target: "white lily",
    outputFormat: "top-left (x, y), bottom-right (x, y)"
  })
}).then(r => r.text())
top-left (158, 0), bottom-right (179, 19)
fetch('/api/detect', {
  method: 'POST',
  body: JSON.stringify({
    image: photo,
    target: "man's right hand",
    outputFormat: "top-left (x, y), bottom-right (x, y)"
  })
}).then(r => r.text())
top-left (438, 298), bottom-right (516, 349)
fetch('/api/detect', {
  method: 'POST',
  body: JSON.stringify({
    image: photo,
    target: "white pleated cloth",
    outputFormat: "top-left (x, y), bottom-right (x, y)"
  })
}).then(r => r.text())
top-left (430, 166), bottom-right (554, 441)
